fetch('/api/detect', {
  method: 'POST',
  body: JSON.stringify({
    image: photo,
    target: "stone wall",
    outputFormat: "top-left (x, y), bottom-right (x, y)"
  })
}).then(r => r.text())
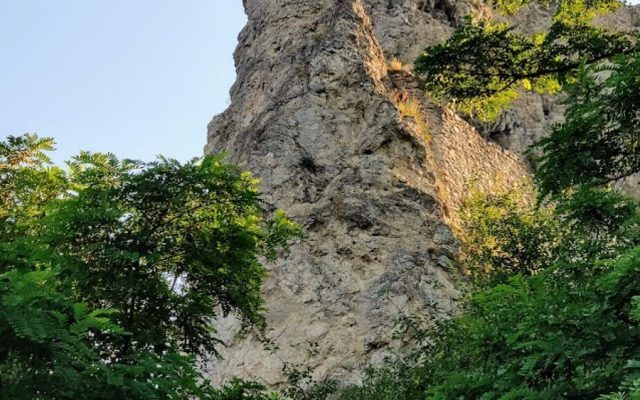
top-left (389, 70), bottom-right (530, 224)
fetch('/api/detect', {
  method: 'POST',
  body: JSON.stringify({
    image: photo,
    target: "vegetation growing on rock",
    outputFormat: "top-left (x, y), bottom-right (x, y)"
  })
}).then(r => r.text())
top-left (211, 0), bottom-right (640, 398)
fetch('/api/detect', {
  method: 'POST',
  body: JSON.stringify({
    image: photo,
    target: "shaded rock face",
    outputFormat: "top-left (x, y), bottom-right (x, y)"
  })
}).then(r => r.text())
top-left (204, 0), bottom-right (543, 386)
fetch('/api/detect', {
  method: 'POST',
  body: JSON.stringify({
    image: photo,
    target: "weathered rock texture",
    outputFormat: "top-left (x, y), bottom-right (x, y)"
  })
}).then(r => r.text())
top-left (204, 0), bottom-right (638, 386)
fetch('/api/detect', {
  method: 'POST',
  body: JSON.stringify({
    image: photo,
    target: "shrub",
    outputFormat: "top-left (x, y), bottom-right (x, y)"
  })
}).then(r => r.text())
top-left (393, 92), bottom-right (430, 140)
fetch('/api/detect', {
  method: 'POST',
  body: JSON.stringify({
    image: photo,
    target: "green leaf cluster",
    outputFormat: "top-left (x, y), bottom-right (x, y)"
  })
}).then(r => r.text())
top-left (535, 54), bottom-right (640, 197)
top-left (414, 0), bottom-right (637, 120)
top-left (0, 134), bottom-right (299, 399)
top-left (421, 243), bottom-right (640, 399)
top-left (459, 182), bottom-right (563, 283)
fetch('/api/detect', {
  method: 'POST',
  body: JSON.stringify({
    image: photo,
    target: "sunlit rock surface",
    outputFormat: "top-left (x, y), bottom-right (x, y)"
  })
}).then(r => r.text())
top-left (204, 0), bottom-right (638, 386)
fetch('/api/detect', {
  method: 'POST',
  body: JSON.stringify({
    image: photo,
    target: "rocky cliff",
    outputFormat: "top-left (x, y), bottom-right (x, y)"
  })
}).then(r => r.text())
top-left (203, 0), bottom-right (635, 386)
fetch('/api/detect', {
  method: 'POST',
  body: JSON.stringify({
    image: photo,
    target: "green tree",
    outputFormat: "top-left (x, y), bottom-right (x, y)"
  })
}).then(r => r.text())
top-left (535, 55), bottom-right (640, 197)
top-left (45, 151), bottom-right (299, 360)
top-left (0, 134), bottom-right (299, 399)
top-left (421, 245), bottom-right (640, 399)
top-left (414, 0), bottom-right (638, 121)
top-left (415, 183), bottom-right (640, 398)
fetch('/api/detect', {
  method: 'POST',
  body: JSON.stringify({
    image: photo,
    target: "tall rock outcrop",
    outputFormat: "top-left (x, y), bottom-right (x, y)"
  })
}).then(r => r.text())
top-left (202, 0), bottom-right (594, 386)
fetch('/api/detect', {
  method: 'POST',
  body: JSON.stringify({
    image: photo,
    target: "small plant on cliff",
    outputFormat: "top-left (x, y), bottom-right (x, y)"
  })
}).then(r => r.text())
top-left (387, 58), bottom-right (405, 72)
top-left (393, 91), bottom-right (431, 140)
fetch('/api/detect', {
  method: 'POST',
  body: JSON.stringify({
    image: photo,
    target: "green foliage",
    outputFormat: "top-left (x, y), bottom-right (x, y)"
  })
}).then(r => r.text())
top-left (234, 356), bottom-right (426, 400)
top-left (408, 2), bottom-right (640, 393)
top-left (0, 134), bottom-right (60, 215)
top-left (330, 361), bottom-right (427, 400)
top-left (0, 134), bottom-right (299, 399)
top-left (460, 183), bottom-right (640, 283)
top-left (491, 0), bottom-right (623, 16)
top-left (0, 266), bottom-right (225, 399)
top-left (459, 183), bottom-right (563, 283)
top-left (44, 151), bottom-right (299, 358)
top-left (0, 134), bottom-right (66, 272)
top-left (414, 1), bottom-right (637, 120)
top-left (420, 243), bottom-right (640, 399)
top-left (535, 54), bottom-right (640, 196)
top-left (205, 379), bottom-right (282, 400)
top-left (555, 186), bottom-right (640, 256)
top-left (352, 182), bottom-right (635, 400)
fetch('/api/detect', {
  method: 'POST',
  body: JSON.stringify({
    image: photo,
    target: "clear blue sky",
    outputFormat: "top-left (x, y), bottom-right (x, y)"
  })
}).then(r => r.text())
top-left (2, 2), bottom-right (638, 165)
top-left (0, 1), bottom-right (246, 164)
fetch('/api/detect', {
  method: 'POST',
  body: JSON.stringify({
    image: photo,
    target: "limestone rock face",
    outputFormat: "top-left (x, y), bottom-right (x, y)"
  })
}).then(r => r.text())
top-left (204, 0), bottom-right (636, 386)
